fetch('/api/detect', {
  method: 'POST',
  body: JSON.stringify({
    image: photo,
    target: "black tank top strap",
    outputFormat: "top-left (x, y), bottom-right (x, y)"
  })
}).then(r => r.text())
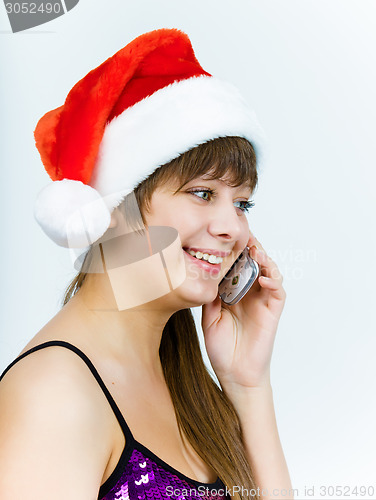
top-left (0, 340), bottom-right (135, 444)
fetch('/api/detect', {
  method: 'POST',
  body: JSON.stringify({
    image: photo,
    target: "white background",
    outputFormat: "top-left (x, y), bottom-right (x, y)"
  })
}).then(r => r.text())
top-left (1, 1), bottom-right (375, 498)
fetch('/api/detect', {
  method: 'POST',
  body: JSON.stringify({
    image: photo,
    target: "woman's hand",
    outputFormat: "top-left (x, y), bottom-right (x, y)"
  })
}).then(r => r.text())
top-left (201, 231), bottom-right (286, 393)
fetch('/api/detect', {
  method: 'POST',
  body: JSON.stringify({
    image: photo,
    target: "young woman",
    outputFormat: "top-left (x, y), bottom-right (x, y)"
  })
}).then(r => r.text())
top-left (0, 29), bottom-right (292, 500)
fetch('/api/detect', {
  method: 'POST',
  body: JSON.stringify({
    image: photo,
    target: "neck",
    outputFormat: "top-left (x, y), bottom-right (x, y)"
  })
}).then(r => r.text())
top-left (64, 271), bottom-right (178, 379)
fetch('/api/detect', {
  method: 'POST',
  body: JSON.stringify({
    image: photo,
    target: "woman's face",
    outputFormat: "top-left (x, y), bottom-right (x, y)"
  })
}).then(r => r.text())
top-left (144, 171), bottom-right (253, 306)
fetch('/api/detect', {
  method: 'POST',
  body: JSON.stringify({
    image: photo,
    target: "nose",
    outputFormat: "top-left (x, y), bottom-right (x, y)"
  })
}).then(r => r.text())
top-left (206, 196), bottom-right (244, 243)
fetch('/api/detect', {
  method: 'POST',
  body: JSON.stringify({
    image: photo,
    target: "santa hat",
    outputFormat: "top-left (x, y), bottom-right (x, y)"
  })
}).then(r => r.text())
top-left (34, 28), bottom-right (265, 249)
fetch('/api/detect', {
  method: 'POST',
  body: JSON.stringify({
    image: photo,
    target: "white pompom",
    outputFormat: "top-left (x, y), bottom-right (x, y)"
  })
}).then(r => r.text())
top-left (34, 179), bottom-right (111, 248)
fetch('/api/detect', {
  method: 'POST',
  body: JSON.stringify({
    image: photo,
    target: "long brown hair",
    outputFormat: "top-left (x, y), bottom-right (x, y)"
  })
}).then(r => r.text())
top-left (63, 136), bottom-right (260, 500)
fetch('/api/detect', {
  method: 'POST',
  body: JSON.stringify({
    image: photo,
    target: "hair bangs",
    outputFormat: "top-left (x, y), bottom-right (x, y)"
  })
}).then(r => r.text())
top-left (132, 136), bottom-right (258, 223)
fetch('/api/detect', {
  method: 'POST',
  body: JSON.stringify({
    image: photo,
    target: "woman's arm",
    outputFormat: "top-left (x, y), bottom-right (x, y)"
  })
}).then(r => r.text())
top-left (202, 233), bottom-right (293, 500)
top-left (0, 347), bottom-right (113, 500)
top-left (223, 383), bottom-right (293, 500)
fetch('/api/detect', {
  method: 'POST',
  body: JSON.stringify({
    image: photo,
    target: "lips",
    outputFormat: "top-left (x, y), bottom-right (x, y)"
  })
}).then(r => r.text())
top-left (183, 248), bottom-right (221, 274)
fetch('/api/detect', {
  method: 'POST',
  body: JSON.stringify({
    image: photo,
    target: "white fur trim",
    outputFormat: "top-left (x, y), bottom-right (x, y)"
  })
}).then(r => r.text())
top-left (92, 75), bottom-right (266, 209)
top-left (34, 179), bottom-right (111, 248)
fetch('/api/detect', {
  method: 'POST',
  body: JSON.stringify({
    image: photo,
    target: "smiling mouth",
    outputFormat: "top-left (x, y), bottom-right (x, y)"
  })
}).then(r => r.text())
top-left (182, 248), bottom-right (222, 273)
top-left (182, 248), bottom-right (222, 263)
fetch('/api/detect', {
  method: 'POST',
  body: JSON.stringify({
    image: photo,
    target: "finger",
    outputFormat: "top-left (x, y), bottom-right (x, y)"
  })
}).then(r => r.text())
top-left (258, 275), bottom-right (284, 290)
top-left (247, 230), bottom-right (266, 253)
top-left (249, 246), bottom-right (283, 282)
top-left (248, 230), bottom-right (268, 255)
top-left (247, 231), bottom-right (281, 278)
top-left (248, 229), bottom-right (260, 249)
top-left (201, 292), bottom-right (222, 333)
top-left (258, 276), bottom-right (286, 300)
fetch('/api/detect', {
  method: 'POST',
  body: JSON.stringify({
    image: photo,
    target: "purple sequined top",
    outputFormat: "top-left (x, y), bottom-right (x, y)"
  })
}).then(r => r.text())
top-left (0, 341), bottom-right (230, 500)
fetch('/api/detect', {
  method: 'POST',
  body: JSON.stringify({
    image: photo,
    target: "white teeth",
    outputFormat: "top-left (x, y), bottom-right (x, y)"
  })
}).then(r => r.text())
top-left (186, 249), bottom-right (223, 264)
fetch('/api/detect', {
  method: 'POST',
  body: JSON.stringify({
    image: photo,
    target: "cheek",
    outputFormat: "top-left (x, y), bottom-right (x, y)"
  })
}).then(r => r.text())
top-left (227, 223), bottom-right (251, 266)
top-left (233, 219), bottom-right (250, 248)
top-left (146, 201), bottom-right (199, 234)
top-left (146, 194), bottom-right (187, 224)
top-left (144, 201), bottom-right (173, 227)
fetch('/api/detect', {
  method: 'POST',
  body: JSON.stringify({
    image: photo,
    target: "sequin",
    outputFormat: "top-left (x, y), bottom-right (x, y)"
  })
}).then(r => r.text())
top-left (0, 341), bottom-right (230, 500)
top-left (100, 448), bottom-right (228, 500)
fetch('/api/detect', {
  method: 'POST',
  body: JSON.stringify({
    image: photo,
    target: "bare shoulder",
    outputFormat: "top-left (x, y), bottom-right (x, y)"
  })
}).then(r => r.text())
top-left (0, 345), bottom-right (114, 499)
top-left (0, 344), bottom-right (111, 412)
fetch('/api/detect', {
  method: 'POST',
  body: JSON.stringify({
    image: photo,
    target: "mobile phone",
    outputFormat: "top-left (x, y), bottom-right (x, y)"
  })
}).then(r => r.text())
top-left (218, 247), bottom-right (259, 305)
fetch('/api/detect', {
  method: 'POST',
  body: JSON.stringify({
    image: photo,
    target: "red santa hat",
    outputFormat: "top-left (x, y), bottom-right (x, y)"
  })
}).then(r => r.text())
top-left (34, 28), bottom-right (265, 249)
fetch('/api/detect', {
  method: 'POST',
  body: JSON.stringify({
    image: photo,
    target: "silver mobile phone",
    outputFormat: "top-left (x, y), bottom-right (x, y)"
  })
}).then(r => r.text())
top-left (218, 247), bottom-right (259, 305)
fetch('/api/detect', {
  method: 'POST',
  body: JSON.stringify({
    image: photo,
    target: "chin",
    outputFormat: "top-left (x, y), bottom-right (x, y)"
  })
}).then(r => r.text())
top-left (175, 279), bottom-right (220, 307)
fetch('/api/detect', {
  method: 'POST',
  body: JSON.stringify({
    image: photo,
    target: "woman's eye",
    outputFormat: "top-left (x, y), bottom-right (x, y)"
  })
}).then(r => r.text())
top-left (189, 189), bottom-right (214, 201)
top-left (234, 200), bottom-right (255, 213)
top-left (188, 189), bottom-right (255, 213)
